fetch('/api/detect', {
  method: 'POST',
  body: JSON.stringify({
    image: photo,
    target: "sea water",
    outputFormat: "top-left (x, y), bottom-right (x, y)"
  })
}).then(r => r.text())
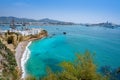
top-left (25, 25), bottom-right (120, 78)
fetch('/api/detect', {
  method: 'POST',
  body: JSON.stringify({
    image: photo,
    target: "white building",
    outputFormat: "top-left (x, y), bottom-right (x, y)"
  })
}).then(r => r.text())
top-left (20, 28), bottom-right (43, 36)
top-left (0, 28), bottom-right (43, 36)
top-left (9, 28), bottom-right (43, 36)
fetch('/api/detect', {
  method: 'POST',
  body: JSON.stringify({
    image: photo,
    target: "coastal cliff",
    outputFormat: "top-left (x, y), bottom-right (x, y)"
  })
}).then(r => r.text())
top-left (0, 29), bottom-right (48, 80)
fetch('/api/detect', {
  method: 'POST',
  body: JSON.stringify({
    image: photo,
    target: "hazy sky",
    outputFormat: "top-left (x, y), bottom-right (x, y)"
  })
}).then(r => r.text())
top-left (0, 0), bottom-right (120, 23)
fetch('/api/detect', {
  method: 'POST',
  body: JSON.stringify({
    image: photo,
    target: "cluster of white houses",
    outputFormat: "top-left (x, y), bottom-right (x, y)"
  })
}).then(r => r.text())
top-left (0, 28), bottom-right (43, 36)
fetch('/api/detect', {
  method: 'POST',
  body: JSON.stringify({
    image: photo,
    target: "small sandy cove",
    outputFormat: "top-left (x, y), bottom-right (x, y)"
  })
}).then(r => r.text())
top-left (15, 41), bottom-right (29, 70)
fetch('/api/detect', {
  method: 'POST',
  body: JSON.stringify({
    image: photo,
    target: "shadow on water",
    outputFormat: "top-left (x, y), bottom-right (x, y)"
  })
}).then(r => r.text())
top-left (43, 58), bottom-right (62, 72)
top-left (100, 66), bottom-right (120, 80)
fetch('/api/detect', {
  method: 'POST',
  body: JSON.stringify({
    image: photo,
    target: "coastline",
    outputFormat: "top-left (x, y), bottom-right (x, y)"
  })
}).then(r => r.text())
top-left (21, 41), bottom-right (32, 78)
top-left (15, 41), bottom-right (30, 70)
top-left (14, 29), bottom-right (48, 79)
top-left (15, 38), bottom-right (46, 79)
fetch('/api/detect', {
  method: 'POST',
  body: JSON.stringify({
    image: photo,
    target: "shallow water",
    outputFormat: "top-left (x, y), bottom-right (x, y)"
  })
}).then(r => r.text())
top-left (25, 25), bottom-right (120, 78)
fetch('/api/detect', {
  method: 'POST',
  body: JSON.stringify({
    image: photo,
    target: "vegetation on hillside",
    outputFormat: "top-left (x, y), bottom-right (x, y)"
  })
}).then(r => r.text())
top-left (100, 66), bottom-right (120, 80)
top-left (0, 40), bottom-right (20, 80)
top-left (0, 30), bottom-right (47, 52)
top-left (42, 51), bottom-right (109, 80)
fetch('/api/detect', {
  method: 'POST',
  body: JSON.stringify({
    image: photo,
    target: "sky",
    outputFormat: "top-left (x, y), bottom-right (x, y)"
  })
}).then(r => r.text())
top-left (0, 0), bottom-right (120, 24)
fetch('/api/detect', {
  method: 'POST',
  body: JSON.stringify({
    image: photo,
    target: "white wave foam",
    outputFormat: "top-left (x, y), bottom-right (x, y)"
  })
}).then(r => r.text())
top-left (21, 41), bottom-right (32, 79)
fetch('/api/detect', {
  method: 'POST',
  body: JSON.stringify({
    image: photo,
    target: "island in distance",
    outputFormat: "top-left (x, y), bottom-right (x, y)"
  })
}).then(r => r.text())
top-left (81, 21), bottom-right (120, 29)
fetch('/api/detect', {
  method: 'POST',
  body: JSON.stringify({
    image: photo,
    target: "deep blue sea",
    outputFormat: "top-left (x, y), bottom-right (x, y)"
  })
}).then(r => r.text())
top-left (1, 25), bottom-right (120, 78)
top-left (23, 25), bottom-right (120, 78)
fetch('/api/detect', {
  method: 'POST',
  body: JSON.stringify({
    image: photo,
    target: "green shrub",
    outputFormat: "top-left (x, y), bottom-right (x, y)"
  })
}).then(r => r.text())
top-left (42, 51), bottom-right (108, 80)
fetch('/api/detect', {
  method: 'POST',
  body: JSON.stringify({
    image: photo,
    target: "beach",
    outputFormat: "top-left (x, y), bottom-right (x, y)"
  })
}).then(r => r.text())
top-left (15, 41), bottom-right (30, 70)
top-left (21, 41), bottom-right (32, 78)
top-left (15, 35), bottom-right (47, 79)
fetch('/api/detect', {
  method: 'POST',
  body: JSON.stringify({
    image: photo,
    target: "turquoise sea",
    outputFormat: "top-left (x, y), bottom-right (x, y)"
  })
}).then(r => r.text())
top-left (23, 25), bottom-right (120, 78)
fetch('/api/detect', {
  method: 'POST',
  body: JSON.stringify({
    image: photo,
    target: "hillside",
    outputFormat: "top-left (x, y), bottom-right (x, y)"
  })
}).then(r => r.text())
top-left (0, 40), bottom-right (19, 80)
top-left (0, 29), bottom-right (48, 79)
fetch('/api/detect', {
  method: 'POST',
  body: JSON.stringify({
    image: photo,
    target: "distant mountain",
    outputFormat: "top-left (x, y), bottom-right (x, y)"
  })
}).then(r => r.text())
top-left (0, 16), bottom-right (75, 25)
top-left (38, 18), bottom-right (74, 25)
top-left (39, 18), bottom-right (63, 23)
top-left (0, 16), bottom-right (36, 23)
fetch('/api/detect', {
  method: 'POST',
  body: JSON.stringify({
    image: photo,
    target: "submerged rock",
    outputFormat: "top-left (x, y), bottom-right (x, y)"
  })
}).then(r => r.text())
top-left (63, 32), bottom-right (66, 35)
